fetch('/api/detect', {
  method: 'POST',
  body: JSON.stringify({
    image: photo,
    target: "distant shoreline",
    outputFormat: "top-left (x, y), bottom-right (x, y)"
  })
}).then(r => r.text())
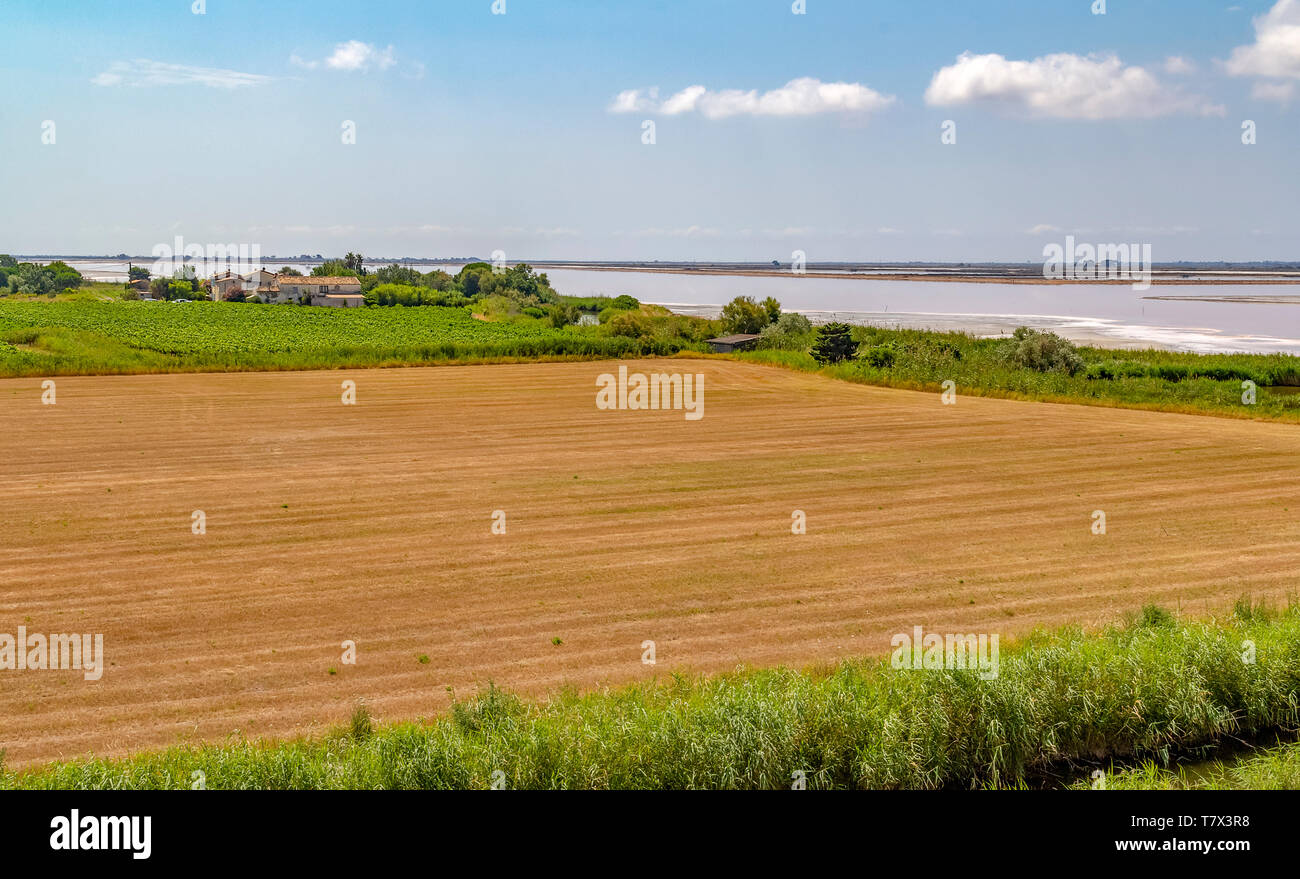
top-left (538, 264), bottom-right (1300, 285)
top-left (1143, 294), bottom-right (1300, 304)
top-left (21, 257), bottom-right (1300, 286)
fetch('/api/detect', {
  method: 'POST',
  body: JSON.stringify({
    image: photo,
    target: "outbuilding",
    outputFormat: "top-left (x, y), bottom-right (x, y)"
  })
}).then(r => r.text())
top-left (705, 333), bottom-right (761, 353)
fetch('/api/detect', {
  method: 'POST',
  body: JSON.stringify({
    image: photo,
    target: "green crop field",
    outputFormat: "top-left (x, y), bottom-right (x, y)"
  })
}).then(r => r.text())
top-left (0, 299), bottom-right (690, 375)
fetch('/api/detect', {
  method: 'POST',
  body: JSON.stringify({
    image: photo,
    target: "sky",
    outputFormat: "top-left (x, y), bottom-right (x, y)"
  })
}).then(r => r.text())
top-left (0, 0), bottom-right (1298, 262)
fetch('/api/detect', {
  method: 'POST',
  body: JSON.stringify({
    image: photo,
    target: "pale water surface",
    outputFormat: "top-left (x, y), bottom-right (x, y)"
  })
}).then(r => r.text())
top-left (544, 269), bottom-right (1300, 355)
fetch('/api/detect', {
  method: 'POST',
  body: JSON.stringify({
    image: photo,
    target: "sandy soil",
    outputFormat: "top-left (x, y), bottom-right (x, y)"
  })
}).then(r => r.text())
top-left (2, 360), bottom-right (1298, 766)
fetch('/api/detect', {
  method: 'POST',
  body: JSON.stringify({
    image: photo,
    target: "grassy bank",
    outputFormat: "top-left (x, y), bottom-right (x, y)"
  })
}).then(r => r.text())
top-left (1082, 738), bottom-right (1300, 790)
top-left (741, 326), bottom-right (1300, 422)
top-left (4, 601), bottom-right (1298, 790)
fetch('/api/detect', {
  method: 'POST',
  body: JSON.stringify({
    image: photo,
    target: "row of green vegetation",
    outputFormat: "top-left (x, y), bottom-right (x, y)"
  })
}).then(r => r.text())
top-left (0, 294), bottom-right (706, 376)
top-left (4, 600), bottom-right (1297, 789)
top-left (745, 314), bottom-right (1300, 420)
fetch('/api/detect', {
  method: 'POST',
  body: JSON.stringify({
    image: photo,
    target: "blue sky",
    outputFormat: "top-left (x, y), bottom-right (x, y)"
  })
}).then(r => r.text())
top-left (1, 0), bottom-right (1297, 261)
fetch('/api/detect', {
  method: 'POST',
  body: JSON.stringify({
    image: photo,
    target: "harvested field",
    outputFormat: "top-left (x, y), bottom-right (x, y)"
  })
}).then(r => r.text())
top-left (1, 359), bottom-right (1298, 767)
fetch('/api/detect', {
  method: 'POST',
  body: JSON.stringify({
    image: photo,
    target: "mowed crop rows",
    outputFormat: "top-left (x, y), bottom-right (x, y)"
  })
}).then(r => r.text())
top-left (1, 359), bottom-right (1298, 766)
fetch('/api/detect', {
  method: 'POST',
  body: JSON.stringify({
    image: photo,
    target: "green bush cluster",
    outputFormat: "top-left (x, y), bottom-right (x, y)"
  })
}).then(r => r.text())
top-left (0, 255), bottom-right (84, 296)
top-left (998, 327), bottom-right (1084, 375)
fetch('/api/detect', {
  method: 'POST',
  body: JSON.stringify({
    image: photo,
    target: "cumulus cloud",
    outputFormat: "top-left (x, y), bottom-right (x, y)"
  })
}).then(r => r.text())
top-left (1225, 0), bottom-right (1300, 100)
top-left (91, 59), bottom-right (271, 89)
top-left (1226, 0), bottom-right (1300, 77)
top-left (610, 77), bottom-right (895, 119)
top-left (924, 52), bottom-right (1223, 118)
top-left (292, 41), bottom-right (397, 72)
top-left (1163, 56), bottom-right (1196, 74)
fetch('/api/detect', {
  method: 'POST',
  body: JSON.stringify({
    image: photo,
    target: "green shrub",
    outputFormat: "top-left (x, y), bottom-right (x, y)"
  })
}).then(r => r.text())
top-left (546, 304), bottom-right (580, 328)
top-left (720, 296), bottom-right (771, 335)
top-left (349, 703), bottom-right (373, 741)
top-left (606, 311), bottom-right (651, 338)
top-left (767, 312), bottom-right (812, 336)
top-left (860, 345), bottom-right (896, 368)
top-left (999, 327), bottom-right (1083, 375)
top-left (1136, 604), bottom-right (1177, 629)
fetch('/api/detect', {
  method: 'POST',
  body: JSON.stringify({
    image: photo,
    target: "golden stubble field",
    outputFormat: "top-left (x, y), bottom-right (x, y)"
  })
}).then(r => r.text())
top-left (1, 359), bottom-right (1298, 766)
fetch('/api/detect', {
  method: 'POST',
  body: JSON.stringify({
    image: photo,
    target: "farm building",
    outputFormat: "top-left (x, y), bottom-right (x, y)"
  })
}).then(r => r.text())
top-left (705, 334), bottom-right (761, 353)
top-left (208, 271), bottom-right (364, 306)
top-left (211, 269), bottom-right (277, 301)
top-left (273, 276), bottom-right (364, 306)
top-left (309, 291), bottom-right (365, 308)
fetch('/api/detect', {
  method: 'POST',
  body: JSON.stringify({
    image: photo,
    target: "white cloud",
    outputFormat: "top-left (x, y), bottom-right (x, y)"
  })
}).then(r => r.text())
top-left (610, 77), bottom-right (895, 119)
top-left (91, 59), bottom-right (271, 89)
top-left (635, 226), bottom-right (722, 238)
top-left (609, 87), bottom-right (659, 113)
top-left (1252, 79), bottom-right (1296, 101)
top-left (1026, 224), bottom-right (1063, 235)
top-left (924, 52), bottom-right (1223, 118)
top-left (1225, 0), bottom-right (1300, 101)
top-left (1163, 55), bottom-right (1196, 74)
top-left (328, 41), bottom-right (396, 71)
top-left (1225, 0), bottom-right (1300, 78)
top-left (292, 41), bottom-right (397, 73)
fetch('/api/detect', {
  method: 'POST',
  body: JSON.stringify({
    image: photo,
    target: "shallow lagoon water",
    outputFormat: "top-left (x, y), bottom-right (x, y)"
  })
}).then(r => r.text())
top-left (544, 269), bottom-right (1300, 355)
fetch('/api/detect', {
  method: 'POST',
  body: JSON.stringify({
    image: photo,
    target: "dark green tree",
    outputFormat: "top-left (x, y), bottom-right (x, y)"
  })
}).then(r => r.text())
top-left (343, 252), bottom-right (367, 275)
top-left (809, 322), bottom-right (858, 364)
